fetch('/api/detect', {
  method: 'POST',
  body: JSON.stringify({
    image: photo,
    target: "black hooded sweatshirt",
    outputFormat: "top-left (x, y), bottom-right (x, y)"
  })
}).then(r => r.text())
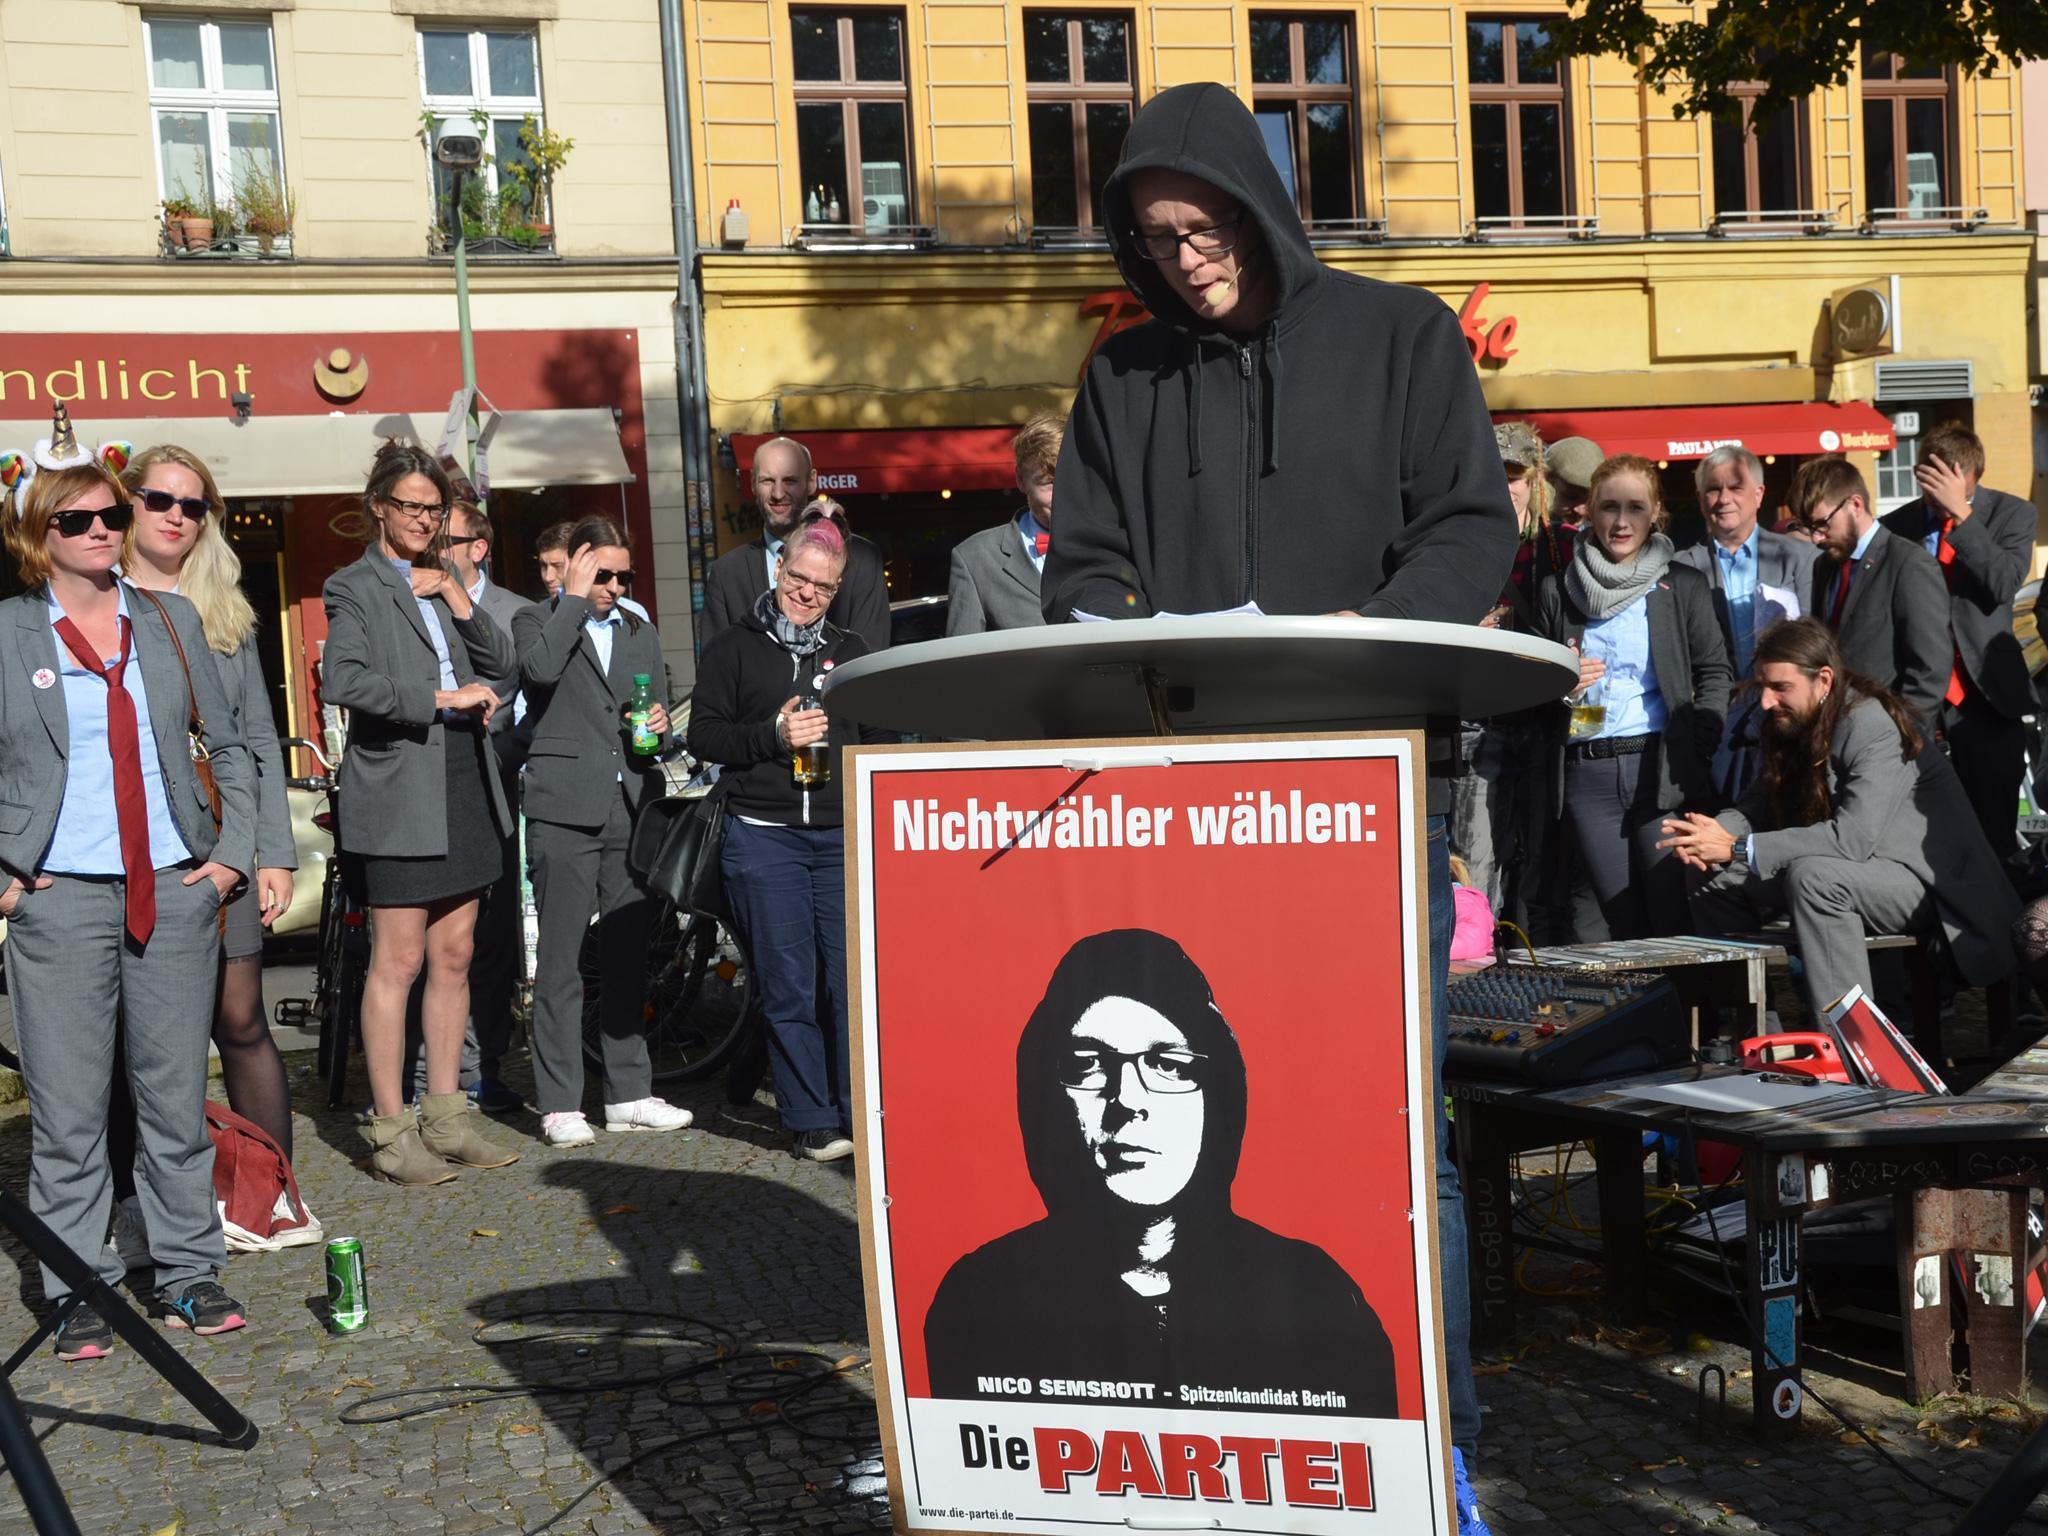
top-left (922, 929), bottom-right (1399, 1418)
top-left (1041, 81), bottom-right (1516, 627)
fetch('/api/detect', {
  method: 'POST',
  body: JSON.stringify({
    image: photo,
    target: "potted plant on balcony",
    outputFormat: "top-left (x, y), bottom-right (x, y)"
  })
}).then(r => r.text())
top-left (236, 166), bottom-right (296, 253)
top-left (506, 114), bottom-right (574, 241)
top-left (161, 190), bottom-right (208, 250)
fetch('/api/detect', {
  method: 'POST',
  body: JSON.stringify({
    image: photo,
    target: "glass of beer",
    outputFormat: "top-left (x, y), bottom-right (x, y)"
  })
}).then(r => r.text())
top-left (792, 694), bottom-right (830, 786)
top-left (1568, 676), bottom-right (1607, 741)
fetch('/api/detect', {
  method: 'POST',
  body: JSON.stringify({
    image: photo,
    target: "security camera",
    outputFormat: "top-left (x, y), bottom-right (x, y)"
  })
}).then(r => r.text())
top-left (434, 134), bottom-right (485, 171)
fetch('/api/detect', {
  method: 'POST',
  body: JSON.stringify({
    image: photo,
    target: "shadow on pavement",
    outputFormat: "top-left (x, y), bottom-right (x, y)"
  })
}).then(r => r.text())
top-left (435, 1160), bottom-right (887, 1535)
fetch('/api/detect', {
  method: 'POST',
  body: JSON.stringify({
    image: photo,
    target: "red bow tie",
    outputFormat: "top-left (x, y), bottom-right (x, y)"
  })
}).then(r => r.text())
top-left (1034, 533), bottom-right (1049, 556)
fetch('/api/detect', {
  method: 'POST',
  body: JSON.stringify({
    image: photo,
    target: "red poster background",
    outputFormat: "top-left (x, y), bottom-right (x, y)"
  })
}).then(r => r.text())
top-left (864, 751), bottom-right (1428, 1422)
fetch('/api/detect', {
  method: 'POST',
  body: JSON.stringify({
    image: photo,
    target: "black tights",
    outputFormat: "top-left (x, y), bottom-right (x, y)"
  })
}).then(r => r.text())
top-left (110, 954), bottom-right (291, 1201)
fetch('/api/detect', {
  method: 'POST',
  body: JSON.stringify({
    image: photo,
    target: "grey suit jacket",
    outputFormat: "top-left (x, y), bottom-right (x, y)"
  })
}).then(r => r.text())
top-left (1882, 487), bottom-right (2037, 720)
top-left (320, 546), bottom-right (515, 858)
top-left (0, 586), bottom-right (255, 884)
top-left (513, 593), bottom-right (672, 827)
top-left (1672, 526), bottom-right (1817, 665)
top-left (946, 519), bottom-right (1046, 635)
top-left (208, 639), bottom-right (296, 871)
top-left (704, 534), bottom-right (892, 653)
top-left (472, 573), bottom-right (536, 771)
top-left (1810, 524), bottom-right (1950, 732)
top-left (1717, 694), bottom-right (2018, 985)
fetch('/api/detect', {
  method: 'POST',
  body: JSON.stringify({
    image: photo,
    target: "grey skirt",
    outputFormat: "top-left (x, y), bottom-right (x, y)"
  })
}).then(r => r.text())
top-left (345, 721), bottom-right (504, 908)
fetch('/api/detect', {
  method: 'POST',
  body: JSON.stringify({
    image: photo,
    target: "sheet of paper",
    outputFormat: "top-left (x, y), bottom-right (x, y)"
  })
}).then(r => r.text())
top-left (1069, 602), bottom-right (1267, 623)
top-left (1630, 1076), bottom-right (1864, 1114)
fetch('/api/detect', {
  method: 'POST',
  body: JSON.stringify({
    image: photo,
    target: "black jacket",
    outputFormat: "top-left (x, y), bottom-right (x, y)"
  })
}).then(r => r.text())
top-left (704, 535), bottom-right (892, 655)
top-left (1041, 81), bottom-right (1516, 625)
top-left (1882, 488), bottom-right (2036, 721)
top-left (684, 608), bottom-right (872, 827)
top-left (1535, 560), bottom-right (1731, 813)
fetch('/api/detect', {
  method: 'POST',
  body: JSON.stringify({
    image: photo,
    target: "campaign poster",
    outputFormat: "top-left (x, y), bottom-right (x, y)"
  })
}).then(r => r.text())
top-left (848, 734), bottom-right (1451, 1535)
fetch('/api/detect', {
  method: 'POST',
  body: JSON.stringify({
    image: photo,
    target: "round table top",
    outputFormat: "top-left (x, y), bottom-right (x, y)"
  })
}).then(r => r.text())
top-left (821, 615), bottom-right (1578, 739)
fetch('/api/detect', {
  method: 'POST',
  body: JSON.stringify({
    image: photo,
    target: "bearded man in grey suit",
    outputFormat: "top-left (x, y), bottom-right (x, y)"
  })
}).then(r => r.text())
top-left (945, 413), bottom-right (1061, 635)
top-left (1673, 446), bottom-right (1816, 800)
top-left (1661, 618), bottom-right (2017, 1022)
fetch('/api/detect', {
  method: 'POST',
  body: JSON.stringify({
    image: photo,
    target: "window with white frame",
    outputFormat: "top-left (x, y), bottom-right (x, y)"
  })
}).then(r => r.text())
top-left (417, 27), bottom-right (547, 244)
top-left (144, 15), bottom-right (285, 215)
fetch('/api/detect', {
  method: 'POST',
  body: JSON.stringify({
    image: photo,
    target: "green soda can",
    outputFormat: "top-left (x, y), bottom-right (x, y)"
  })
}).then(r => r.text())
top-left (325, 1237), bottom-right (368, 1333)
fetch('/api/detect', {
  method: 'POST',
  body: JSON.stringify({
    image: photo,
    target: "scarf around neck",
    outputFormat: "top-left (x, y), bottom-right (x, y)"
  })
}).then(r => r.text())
top-left (1567, 530), bottom-right (1673, 621)
top-left (755, 585), bottom-right (830, 656)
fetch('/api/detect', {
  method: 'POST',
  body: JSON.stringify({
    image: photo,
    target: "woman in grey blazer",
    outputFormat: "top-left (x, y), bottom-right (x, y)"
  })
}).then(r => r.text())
top-left (1536, 454), bottom-right (1730, 941)
top-left (319, 443), bottom-right (520, 1185)
top-left (0, 454), bottom-right (256, 1358)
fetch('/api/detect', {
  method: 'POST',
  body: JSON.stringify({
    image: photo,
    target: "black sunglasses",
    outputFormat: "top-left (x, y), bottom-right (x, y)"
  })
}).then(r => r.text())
top-left (137, 487), bottom-right (214, 520)
top-left (52, 504), bottom-right (134, 538)
top-left (594, 568), bottom-right (635, 587)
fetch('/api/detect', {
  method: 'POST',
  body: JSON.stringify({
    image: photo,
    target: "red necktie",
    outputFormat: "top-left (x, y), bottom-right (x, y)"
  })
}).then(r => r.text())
top-left (1935, 516), bottom-right (1966, 707)
top-left (1828, 560), bottom-right (1853, 625)
top-left (53, 615), bottom-right (155, 944)
top-left (1034, 533), bottom-right (1049, 557)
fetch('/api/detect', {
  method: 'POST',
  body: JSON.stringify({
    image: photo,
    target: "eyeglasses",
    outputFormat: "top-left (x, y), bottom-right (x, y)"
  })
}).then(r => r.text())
top-left (51, 504), bottom-right (133, 538)
top-left (381, 496), bottom-right (448, 520)
top-left (1129, 219), bottom-right (1241, 262)
top-left (1057, 1046), bottom-right (1208, 1096)
top-left (137, 488), bottom-right (214, 521)
top-left (593, 568), bottom-right (635, 587)
top-left (1797, 497), bottom-right (1855, 540)
top-left (781, 570), bottom-right (841, 599)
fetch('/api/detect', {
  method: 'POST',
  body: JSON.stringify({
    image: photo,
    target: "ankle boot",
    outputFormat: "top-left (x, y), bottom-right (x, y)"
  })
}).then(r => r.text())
top-left (416, 1092), bottom-right (521, 1168)
top-left (359, 1113), bottom-right (459, 1186)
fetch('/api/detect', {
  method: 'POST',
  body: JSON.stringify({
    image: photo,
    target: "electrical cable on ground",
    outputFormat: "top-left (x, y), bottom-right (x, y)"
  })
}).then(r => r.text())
top-left (338, 1308), bottom-right (878, 1536)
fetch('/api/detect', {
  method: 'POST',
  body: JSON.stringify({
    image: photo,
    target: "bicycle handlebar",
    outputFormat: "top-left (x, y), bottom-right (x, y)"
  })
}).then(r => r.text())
top-left (282, 735), bottom-right (337, 773)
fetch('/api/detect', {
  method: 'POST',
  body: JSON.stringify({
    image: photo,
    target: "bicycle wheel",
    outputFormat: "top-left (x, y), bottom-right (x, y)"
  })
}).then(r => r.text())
top-left (646, 908), bottom-right (754, 1083)
top-left (324, 910), bottom-right (367, 1110)
top-left (582, 902), bottom-right (755, 1083)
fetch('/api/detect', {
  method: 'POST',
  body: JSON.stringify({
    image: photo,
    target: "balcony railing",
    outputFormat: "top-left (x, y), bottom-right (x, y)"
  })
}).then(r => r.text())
top-left (1027, 225), bottom-right (1111, 251)
top-left (1464, 214), bottom-right (1598, 243)
top-left (793, 221), bottom-right (940, 251)
top-left (1708, 208), bottom-right (1837, 237)
top-left (1859, 205), bottom-right (1991, 234)
top-left (1305, 217), bottom-right (1388, 246)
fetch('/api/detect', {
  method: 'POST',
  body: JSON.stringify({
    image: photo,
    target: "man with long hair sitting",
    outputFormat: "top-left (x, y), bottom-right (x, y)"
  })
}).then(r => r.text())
top-left (1658, 617), bottom-right (2016, 1021)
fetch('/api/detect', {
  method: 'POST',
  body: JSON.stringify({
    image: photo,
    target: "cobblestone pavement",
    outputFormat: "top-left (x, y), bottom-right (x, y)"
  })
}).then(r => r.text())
top-left (0, 979), bottom-right (2038, 1533)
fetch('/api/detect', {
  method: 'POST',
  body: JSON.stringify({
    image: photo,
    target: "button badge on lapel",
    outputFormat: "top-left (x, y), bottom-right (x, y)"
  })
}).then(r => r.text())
top-left (31, 668), bottom-right (54, 690)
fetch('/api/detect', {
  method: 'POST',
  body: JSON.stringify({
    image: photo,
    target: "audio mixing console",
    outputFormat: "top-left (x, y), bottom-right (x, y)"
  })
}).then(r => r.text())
top-left (1444, 967), bottom-right (1689, 1086)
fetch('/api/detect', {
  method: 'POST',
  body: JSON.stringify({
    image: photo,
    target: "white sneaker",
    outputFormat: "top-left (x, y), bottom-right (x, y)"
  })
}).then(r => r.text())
top-left (542, 1111), bottom-right (596, 1148)
top-left (603, 1097), bottom-right (694, 1134)
top-left (108, 1195), bottom-right (151, 1272)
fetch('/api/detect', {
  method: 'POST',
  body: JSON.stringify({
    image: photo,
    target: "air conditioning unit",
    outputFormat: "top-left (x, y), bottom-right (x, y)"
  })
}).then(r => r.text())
top-left (861, 161), bottom-right (908, 230)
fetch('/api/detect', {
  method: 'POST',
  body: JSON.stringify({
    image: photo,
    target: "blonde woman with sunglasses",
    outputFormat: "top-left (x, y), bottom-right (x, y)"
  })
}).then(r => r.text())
top-left (120, 447), bottom-right (303, 1185)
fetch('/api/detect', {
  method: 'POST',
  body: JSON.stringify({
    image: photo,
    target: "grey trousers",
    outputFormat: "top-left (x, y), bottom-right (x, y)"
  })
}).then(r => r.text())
top-left (1691, 853), bottom-right (1935, 1018)
top-left (528, 790), bottom-right (655, 1115)
top-left (1562, 742), bottom-right (1689, 939)
top-left (8, 869), bottom-right (225, 1300)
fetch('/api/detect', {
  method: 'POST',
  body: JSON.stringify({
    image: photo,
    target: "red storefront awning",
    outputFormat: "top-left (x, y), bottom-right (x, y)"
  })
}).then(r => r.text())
top-left (729, 428), bottom-right (1019, 495)
top-left (1498, 403), bottom-right (1896, 461)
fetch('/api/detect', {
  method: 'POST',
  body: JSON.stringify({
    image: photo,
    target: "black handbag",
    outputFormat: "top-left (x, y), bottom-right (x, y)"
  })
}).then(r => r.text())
top-left (628, 781), bottom-right (730, 918)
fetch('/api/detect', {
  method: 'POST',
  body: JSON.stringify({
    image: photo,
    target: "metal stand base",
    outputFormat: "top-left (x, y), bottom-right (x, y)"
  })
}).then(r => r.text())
top-left (0, 1188), bottom-right (256, 1534)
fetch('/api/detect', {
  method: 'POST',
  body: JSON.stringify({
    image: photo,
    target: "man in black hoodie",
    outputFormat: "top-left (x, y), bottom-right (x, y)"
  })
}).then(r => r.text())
top-left (1041, 81), bottom-right (1513, 1493)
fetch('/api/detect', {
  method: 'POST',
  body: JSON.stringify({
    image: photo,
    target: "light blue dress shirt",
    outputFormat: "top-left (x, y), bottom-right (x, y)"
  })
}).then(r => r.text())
top-left (42, 588), bottom-right (194, 875)
top-left (762, 535), bottom-right (786, 593)
top-left (1015, 509), bottom-right (1049, 574)
top-left (1715, 529), bottom-right (1761, 677)
top-left (1582, 596), bottom-right (1668, 741)
top-left (585, 610), bottom-right (620, 675)
top-left (390, 557), bottom-right (458, 693)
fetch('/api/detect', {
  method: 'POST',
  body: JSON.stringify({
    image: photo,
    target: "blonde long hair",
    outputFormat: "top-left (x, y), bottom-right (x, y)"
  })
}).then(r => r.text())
top-left (119, 444), bottom-right (257, 655)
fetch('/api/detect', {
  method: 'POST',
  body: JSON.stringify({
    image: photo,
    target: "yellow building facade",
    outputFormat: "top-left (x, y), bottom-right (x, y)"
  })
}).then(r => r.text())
top-left (684, 0), bottom-right (2042, 593)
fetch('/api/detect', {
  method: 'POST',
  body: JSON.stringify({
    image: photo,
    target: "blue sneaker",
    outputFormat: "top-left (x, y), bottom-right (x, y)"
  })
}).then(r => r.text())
top-left (1452, 1448), bottom-right (1492, 1536)
top-left (469, 1076), bottom-right (524, 1114)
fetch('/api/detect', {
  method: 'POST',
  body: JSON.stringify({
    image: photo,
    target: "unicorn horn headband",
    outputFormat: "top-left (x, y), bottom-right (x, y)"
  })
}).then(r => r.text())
top-left (1, 401), bottom-right (134, 519)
